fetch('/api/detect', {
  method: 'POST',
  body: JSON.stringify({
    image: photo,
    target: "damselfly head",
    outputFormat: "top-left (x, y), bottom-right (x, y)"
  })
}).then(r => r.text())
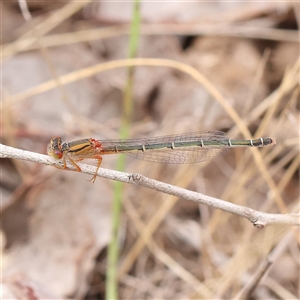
top-left (47, 137), bottom-right (63, 159)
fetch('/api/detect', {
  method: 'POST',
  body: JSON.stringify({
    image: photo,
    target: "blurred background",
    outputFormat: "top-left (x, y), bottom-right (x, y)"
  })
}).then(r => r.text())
top-left (1, 1), bottom-right (299, 299)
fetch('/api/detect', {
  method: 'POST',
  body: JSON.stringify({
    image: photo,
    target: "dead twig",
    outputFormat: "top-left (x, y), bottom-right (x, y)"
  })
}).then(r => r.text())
top-left (1, 143), bottom-right (299, 227)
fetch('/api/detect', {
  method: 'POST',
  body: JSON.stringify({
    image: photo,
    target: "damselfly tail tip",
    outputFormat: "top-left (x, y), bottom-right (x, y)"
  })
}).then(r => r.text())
top-left (271, 138), bottom-right (276, 145)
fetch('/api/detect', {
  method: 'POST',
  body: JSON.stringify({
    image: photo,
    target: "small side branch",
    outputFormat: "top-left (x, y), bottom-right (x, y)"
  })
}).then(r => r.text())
top-left (1, 143), bottom-right (299, 227)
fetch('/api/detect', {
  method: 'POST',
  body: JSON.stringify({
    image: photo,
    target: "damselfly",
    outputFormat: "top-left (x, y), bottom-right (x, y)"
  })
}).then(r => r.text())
top-left (47, 131), bottom-right (276, 182)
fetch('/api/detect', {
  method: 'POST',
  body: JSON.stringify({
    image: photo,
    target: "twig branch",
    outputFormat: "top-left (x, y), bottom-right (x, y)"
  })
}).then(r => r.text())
top-left (1, 143), bottom-right (299, 227)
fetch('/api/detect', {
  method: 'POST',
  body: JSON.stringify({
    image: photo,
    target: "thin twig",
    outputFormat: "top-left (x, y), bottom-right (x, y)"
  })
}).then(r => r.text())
top-left (1, 143), bottom-right (299, 227)
top-left (234, 230), bottom-right (298, 299)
